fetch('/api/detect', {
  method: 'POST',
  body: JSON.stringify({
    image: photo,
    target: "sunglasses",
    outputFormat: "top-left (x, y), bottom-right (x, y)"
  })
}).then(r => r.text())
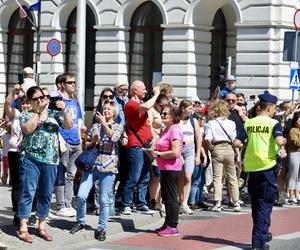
top-left (65, 81), bottom-right (76, 85)
top-left (119, 88), bottom-right (128, 92)
top-left (160, 112), bottom-right (169, 117)
top-left (44, 95), bottom-right (50, 99)
top-left (31, 95), bottom-right (45, 102)
top-left (103, 94), bottom-right (114, 100)
top-left (226, 99), bottom-right (236, 103)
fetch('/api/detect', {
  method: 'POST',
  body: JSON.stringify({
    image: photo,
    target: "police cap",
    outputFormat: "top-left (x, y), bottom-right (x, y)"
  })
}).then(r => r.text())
top-left (258, 91), bottom-right (278, 104)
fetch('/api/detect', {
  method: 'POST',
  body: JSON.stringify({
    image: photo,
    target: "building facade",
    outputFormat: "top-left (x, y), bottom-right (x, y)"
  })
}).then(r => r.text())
top-left (0, 0), bottom-right (299, 111)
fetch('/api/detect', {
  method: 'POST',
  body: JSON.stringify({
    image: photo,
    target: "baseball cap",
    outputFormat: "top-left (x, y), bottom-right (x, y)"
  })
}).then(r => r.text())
top-left (23, 67), bottom-right (34, 74)
top-left (225, 75), bottom-right (236, 82)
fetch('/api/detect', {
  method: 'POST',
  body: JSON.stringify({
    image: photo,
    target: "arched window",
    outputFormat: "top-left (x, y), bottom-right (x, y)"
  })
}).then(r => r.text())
top-left (6, 8), bottom-right (34, 94)
top-left (129, 2), bottom-right (163, 94)
top-left (65, 6), bottom-right (96, 110)
top-left (210, 9), bottom-right (227, 98)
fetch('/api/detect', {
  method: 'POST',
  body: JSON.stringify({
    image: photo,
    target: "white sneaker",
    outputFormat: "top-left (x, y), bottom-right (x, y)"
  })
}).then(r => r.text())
top-left (121, 206), bottom-right (132, 215)
top-left (211, 204), bottom-right (223, 212)
top-left (233, 202), bottom-right (241, 212)
top-left (48, 211), bottom-right (58, 219)
top-left (56, 207), bottom-right (76, 217)
top-left (180, 204), bottom-right (194, 215)
top-left (68, 207), bottom-right (77, 216)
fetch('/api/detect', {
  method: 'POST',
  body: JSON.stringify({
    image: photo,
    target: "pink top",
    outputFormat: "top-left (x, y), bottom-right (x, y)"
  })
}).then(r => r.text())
top-left (156, 124), bottom-right (183, 171)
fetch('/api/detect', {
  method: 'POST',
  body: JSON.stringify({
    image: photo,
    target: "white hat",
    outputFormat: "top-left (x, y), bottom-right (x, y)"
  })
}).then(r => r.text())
top-left (114, 82), bottom-right (128, 89)
top-left (23, 67), bottom-right (34, 74)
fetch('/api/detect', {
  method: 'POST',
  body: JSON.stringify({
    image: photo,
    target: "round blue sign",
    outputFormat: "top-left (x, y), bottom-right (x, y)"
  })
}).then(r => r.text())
top-left (47, 38), bottom-right (61, 57)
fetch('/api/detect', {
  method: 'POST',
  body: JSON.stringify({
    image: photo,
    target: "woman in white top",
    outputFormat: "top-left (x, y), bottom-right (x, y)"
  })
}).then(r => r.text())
top-left (204, 100), bottom-right (240, 212)
top-left (178, 100), bottom-right (202, 215)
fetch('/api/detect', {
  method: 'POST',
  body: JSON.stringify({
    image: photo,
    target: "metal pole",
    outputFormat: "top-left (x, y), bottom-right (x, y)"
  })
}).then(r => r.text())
top-left (227, 56), bottom-right (232, 77)
top-left (35, 2), bottom-right (41, 86)
top-left (76, 0), bottom-right (86, 113)
top-left (292, 30), bottom-right (299, 104)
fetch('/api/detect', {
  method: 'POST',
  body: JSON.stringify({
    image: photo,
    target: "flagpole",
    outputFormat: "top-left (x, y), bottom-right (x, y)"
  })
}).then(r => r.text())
top-left (35, 1), bottom-right (41, 86)
top-left (77, 0), bottom-right (86, 113)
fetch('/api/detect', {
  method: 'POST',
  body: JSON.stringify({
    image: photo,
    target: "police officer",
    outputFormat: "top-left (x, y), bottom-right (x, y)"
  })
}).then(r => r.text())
top-left (234, 91), bottom-right (287, 250)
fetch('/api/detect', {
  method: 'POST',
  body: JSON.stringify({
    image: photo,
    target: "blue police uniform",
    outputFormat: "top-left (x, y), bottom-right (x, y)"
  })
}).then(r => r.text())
top-left (237, 91), bottom-right (283, 250)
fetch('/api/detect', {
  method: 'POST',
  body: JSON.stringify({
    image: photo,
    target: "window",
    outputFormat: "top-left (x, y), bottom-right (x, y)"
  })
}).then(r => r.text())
top-left (129, 2), bottom-right (163, 95)
top-left (210, 9), bottom-right (227, 98)
top-left (6, 7), bottom-right (34, 94)
top-left (65, 6), bottom-right (96, 110)
top-left (283, 31), bottom-right (300, 62)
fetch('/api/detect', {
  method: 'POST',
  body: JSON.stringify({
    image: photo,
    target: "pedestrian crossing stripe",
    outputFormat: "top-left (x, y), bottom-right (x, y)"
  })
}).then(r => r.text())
top-left (290, 69), bottom-right (300, 89)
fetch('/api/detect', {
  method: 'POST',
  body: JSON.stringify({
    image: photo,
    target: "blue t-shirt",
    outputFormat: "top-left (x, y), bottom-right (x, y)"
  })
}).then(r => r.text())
top-left (59, 98), bottom-right (82, 145)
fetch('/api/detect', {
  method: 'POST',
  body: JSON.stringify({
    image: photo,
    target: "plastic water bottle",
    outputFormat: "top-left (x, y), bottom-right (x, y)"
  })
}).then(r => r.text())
top-left (109, 192), bottom-right (115, 216)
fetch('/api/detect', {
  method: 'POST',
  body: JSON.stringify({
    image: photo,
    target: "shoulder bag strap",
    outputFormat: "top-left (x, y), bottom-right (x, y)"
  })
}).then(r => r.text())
top-left (215, 119), bottom-right (233, 143)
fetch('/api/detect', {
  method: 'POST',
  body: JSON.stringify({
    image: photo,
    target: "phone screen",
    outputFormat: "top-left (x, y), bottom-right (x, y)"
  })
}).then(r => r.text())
top-left (18, 73), bottom-right (24, 84)
top-left (49, 96), bottom-right (63, 111)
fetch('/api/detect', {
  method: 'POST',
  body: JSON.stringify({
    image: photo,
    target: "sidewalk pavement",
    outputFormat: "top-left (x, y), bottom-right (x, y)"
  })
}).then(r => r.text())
top-left (0, 185), bottom-right (161, 250)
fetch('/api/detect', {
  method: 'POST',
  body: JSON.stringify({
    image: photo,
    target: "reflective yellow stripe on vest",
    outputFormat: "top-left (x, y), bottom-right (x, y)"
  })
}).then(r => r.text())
top-left (244, 116), bottom-right (279, 172)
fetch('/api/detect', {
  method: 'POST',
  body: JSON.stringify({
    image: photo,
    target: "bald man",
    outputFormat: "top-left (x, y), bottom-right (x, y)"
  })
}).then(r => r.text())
top-left (121, 81), bottom-right (161, 215)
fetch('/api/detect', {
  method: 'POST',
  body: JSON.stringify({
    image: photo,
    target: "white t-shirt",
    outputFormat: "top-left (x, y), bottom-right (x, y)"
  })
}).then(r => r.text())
top-left (9, 109), bottom-right (22, 152)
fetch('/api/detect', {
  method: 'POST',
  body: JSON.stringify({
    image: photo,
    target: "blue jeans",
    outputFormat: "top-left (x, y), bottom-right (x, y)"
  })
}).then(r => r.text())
top-left (77, 169), bottom-right (115, 231)
top-left (122, 147), bottom-right (151, 208)
top-left (18, 155), bottom-right (57, 219)
top-left (189, 164), bottom-right (206, 205)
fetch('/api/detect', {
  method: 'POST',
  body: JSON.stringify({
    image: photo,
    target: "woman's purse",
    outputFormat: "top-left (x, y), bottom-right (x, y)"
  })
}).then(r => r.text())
top-left (75, 147), bottom-right (98, 171)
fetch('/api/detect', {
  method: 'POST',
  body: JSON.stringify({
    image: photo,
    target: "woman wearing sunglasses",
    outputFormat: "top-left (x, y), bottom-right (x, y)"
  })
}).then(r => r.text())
top-left (93, 88), bottom-right (116, 124)
top-left (150, 104), bottom-right (183, 237)
top-left (17, 86), bottom-right (72, 243)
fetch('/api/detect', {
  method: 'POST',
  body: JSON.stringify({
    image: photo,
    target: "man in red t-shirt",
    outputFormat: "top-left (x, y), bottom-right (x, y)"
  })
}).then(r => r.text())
top-left (121, 80), bottom-right (161, 215)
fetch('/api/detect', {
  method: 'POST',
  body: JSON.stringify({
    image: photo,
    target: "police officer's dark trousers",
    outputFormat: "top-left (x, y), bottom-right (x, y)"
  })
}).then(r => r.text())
top-left (248, 167), bottom-right (277, 248)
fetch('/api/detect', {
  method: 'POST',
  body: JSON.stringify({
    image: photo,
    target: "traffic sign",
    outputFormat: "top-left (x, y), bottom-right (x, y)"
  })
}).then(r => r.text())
top-left (290, 68), bottom-right (300, 90)
top-left (47, 38), bottom-right (61, 57)
top-left (294, 9), bottom-right (300, 30)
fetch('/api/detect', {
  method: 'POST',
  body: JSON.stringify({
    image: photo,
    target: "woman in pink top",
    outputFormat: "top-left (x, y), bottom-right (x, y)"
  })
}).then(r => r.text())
top-left (150, 104), bottom-right (183, 237)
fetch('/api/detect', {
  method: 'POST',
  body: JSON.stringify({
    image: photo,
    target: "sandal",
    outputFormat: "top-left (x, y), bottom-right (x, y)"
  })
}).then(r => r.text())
top-left (36, 229), bottom-right (53, 241)
top-left (17, 230), bottom-right (33, 243)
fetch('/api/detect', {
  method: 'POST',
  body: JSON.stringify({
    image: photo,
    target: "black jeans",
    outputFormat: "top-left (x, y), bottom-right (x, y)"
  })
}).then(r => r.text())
top-left (160, 170), bottom-right (180, 228)
top-left (8, 151), bottom-right (20, 212)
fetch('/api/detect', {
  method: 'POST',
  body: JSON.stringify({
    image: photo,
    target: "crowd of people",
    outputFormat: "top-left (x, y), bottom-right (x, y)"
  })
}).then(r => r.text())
top-left (0, 68), bottom-right (299, 250)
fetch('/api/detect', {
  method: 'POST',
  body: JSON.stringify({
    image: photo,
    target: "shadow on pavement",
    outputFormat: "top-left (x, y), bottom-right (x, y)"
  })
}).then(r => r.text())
top-left (182, 235), bottom-right (250, 249)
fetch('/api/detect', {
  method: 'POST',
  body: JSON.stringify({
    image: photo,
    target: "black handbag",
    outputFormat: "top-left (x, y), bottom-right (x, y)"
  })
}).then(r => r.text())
top-left (127, 125), bottom-right (154, 162)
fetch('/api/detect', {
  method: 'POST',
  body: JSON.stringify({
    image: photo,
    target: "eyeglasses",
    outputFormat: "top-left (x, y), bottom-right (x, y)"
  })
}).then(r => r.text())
top-left (226, 99), bottom-right (236, 103)
top-left (119, 88), bottom-right (128, 92)
top-left (160, 112), bottom-right (169, 117)
top-left (31, 95), bottom-right (45, 102)
top-left (103, 94), bottom-right (114, 100)
top-left (65, 81), bottom-right (76, 85)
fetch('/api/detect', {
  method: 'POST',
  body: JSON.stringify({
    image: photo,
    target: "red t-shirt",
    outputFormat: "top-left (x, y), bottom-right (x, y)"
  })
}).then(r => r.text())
top-left (125, 99), bottom-right (153, 147)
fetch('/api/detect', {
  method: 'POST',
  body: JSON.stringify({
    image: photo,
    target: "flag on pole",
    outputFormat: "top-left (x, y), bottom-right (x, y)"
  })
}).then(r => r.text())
top-left (15, 0), bottom-right (27, 18)
top-left (28, 0), bottom-right (41, 12)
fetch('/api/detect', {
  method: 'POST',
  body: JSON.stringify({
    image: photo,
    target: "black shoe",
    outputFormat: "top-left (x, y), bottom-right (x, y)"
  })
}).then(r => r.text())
top-left (273, 200), bottom-right (283, 207)
top-left (94, 229), bottom-right (106, 241)
top-left (250, 243), bottom-right (270, 250)
top-left (13, 214), bottom-right (20, 226)
top-left (27, 214), bottom-right (36, 226)
top-left (266, 232), bottom-right (272, 242)
top-left (197, 202), bottom-right (209, 209)
top-left (70, 223), bottom-right (85, 234)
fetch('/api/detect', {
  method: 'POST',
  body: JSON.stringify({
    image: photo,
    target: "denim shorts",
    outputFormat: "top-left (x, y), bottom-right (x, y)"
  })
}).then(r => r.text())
top-left (182, 143), bottom-right (195, 173)
top-left (151, 164), bottom-right (161, 177)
